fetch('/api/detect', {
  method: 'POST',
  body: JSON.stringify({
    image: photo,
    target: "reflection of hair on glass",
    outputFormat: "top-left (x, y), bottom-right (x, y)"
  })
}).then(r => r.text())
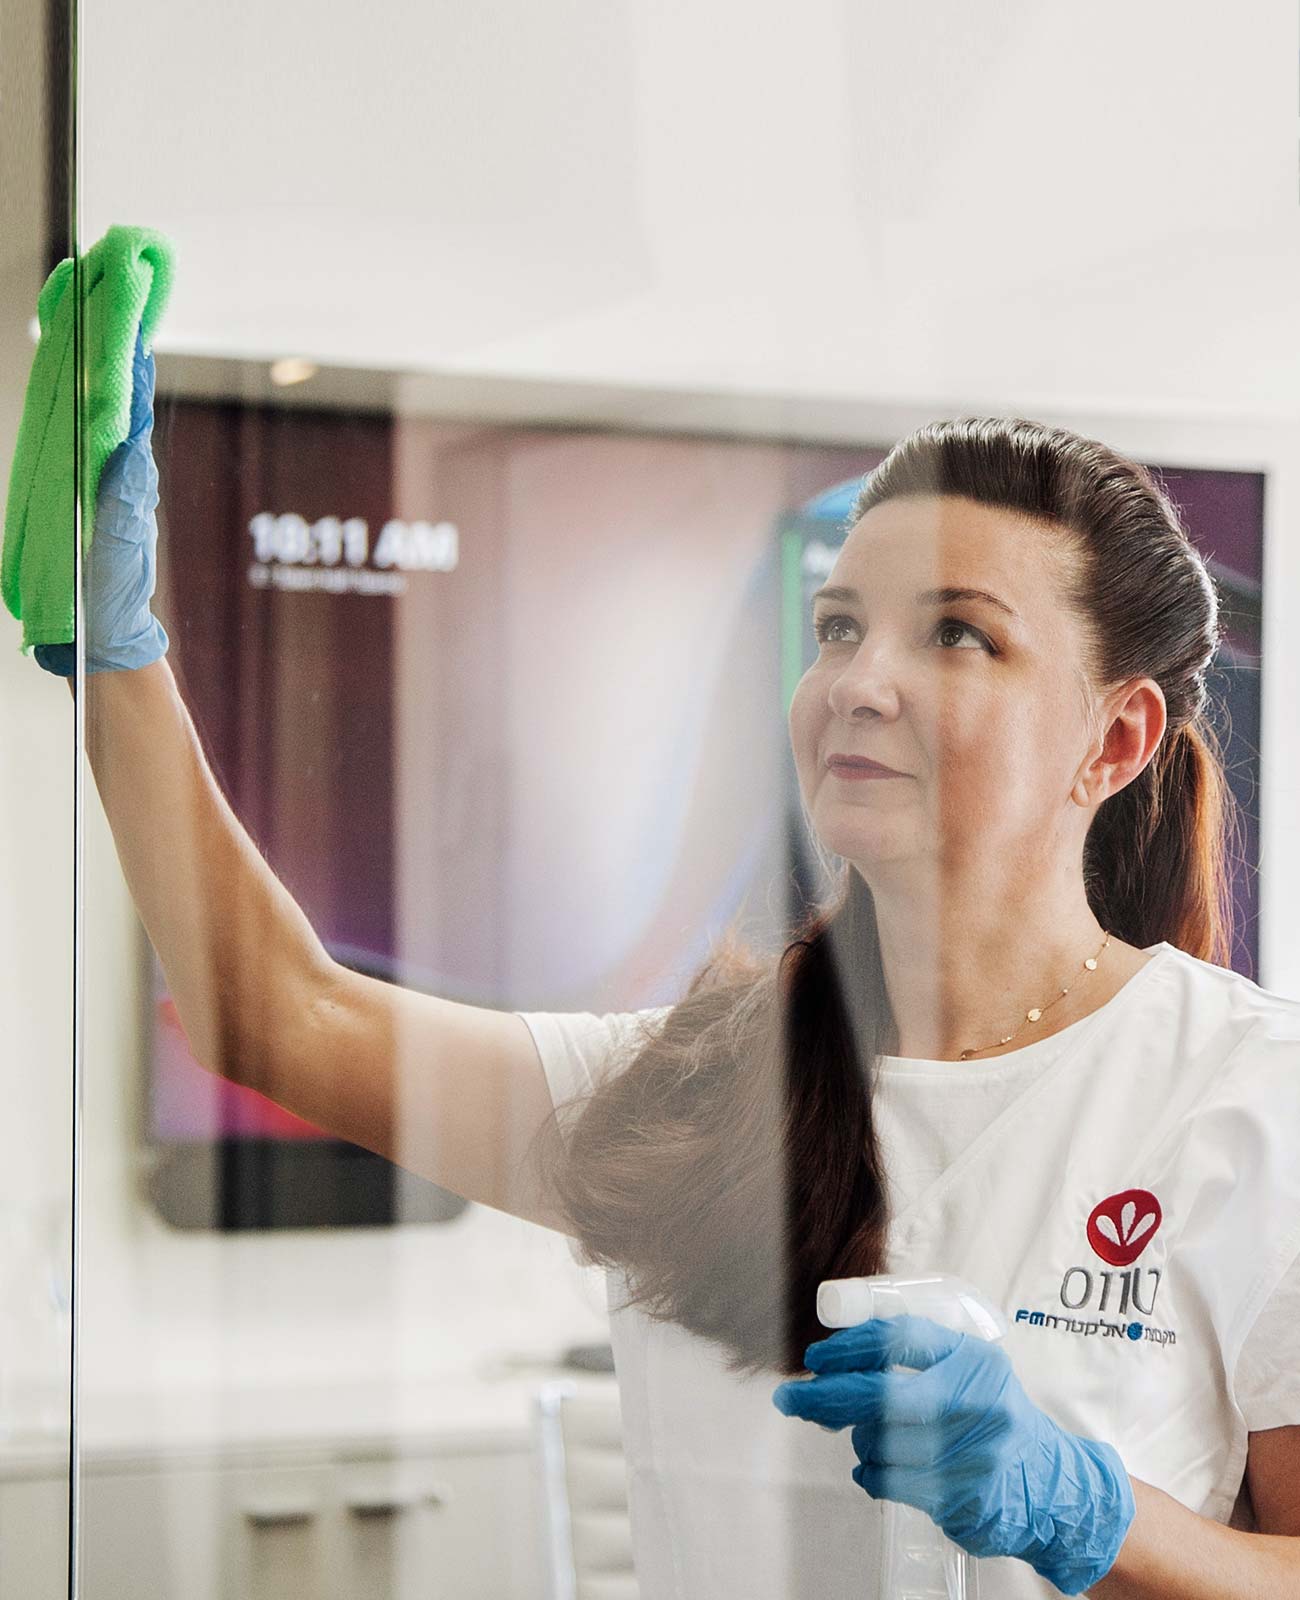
top-left (536, 416), bottom-right (1244, 1382)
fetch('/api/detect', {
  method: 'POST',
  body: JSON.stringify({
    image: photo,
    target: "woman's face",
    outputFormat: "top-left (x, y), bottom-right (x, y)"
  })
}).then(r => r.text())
top-left (788, 493), bottom-right (1103, 882)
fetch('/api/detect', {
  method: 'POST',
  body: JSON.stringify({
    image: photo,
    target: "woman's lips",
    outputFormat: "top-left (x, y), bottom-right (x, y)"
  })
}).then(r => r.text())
top-left (826, 757), bottom-right (905, 780)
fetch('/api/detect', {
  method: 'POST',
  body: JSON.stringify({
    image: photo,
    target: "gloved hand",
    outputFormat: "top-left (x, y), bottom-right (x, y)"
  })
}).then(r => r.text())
top-left (772, 1314), bottom-right (1136, 1597)
top-left (35, 324), bottom-right (170, 676)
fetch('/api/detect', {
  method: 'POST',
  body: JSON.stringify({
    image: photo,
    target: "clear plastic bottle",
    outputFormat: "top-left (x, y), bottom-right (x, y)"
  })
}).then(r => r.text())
top-left (816, 1273), bottom-right (1010, 1600)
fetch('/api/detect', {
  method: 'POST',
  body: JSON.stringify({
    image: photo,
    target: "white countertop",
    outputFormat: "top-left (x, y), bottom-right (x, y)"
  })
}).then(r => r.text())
top-left (0, 1357), bottom-right (617, 1478)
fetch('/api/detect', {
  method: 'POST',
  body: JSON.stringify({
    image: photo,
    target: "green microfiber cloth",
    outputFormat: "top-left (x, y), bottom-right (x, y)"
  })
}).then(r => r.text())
top-left (2, 224), bottom-right (176, 656)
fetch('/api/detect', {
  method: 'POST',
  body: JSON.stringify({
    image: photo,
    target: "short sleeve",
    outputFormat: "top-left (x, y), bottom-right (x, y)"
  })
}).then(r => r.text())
top-left (514, 1005), bottom-right (674, 1143)
top-left (1233, 1249), bottom-right (1300, 1430)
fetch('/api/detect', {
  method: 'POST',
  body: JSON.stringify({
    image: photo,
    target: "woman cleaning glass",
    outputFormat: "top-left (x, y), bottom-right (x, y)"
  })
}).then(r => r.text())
top-left (9, 235), bottom-right (1300, 1599)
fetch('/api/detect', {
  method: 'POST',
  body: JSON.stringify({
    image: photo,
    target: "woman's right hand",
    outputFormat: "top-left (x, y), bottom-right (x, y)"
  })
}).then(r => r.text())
top-left (35, 325), bottom-right (170, 676)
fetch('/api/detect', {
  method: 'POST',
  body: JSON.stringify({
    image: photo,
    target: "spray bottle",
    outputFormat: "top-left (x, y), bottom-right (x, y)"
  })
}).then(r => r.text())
top-left (816, 1273), bottom-right (1010, 1600)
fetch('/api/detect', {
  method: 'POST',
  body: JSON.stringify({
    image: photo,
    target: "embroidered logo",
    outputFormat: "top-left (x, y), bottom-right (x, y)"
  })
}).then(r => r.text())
top-left (1013, 1185), bottom-right (1175, 1347)
top-left (1086, 1188), bottom-right (1163, 1268)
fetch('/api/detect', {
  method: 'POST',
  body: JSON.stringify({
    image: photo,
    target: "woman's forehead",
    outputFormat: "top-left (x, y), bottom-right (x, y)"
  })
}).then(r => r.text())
top-left (833, 498), bottom-right (1074, 608)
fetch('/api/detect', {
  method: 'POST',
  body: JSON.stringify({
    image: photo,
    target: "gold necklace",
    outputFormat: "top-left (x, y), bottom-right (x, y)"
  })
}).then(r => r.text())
top-left (957, 931), bottom-right (1112, 1060)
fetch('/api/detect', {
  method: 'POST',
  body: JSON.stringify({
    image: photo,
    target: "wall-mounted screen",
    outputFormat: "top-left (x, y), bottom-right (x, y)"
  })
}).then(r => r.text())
top-left (142, 401), bottom-right (1262, 1228)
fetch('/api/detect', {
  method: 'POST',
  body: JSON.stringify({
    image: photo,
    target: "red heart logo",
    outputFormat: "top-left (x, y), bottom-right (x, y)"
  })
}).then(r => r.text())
top-left (1087, 1189), bottom-right (1162, 1267)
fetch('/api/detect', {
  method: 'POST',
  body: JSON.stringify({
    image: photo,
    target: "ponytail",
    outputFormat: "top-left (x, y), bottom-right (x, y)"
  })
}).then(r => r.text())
top-left (1085, 715), bottom-right (1242, 967)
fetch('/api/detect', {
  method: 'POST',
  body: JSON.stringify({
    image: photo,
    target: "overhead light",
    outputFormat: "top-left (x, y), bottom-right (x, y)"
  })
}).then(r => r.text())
top-left (270, 357), bottom-right (319, 387)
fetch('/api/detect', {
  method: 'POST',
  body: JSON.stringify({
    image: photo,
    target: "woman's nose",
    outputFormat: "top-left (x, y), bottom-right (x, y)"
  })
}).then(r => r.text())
top-left (826, 645), bottom-right (900, 722)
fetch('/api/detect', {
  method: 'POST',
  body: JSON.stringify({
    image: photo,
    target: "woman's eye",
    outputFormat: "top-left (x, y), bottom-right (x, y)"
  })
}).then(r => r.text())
top-left (933, 618), bottom-right (989, 651)
top-left (811, 614), bottom-right (992, 652)
top-left (812, 613), bottom-right (856, 644)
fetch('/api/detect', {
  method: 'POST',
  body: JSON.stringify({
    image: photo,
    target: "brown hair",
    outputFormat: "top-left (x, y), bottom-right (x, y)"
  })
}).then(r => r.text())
top-left (537, 417), bottom-right (1244, 1379)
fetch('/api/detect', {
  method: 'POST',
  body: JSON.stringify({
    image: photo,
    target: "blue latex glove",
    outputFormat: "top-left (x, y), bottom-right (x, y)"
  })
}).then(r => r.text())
top-left (35, 325), bottom-right (170, 676)
top-left (772, 1315), bottom-right (1136, 1597)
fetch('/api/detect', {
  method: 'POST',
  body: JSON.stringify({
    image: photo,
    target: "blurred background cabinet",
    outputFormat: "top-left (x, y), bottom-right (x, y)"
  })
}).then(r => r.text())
top-left (0, 1382), bottom-right (550, 1600)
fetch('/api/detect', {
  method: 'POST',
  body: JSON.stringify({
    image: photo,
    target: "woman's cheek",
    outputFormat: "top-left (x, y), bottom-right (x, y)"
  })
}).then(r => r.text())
top-left (787, 678), bottom-right (819, 760)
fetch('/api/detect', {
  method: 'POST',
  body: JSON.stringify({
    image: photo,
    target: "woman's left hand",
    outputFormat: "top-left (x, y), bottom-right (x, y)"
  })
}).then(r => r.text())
top-left (772, 1314), bottom-right (1136, 1597)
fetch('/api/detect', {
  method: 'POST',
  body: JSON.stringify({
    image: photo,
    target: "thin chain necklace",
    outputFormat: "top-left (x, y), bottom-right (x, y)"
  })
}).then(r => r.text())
top-left (957, 930), bottom-right (1112, 1061)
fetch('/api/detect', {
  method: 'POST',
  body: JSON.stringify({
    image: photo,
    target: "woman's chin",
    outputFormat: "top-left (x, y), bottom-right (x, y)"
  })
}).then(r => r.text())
top-left (816, 818), bottom-right (915, 865)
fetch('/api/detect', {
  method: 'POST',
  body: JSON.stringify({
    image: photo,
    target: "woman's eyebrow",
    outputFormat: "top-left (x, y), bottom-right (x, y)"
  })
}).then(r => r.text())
top-left (810, 584), bottom-right (1021, 621)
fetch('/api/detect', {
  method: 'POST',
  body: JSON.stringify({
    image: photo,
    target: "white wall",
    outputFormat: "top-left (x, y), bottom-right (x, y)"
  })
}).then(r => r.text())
top-left (4, 0), bottom-right (1300, 1419)
top-left (79, 0), bottom-right (1300, 418)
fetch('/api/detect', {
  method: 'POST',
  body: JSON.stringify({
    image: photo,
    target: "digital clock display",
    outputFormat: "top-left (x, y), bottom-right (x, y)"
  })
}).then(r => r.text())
top-left (246, 511), bottom-right (458, 593)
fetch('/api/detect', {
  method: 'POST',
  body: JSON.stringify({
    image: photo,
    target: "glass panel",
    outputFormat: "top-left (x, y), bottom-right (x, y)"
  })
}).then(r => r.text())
top-left (0, 0), bottom-right (78, 1591)
top-left (72, 2), bottom-right (1291, 1599)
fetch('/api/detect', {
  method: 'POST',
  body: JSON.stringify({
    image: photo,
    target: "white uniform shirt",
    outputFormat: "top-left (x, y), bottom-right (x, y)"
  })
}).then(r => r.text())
top-left (517, 940), bottom-right (1300, 1598)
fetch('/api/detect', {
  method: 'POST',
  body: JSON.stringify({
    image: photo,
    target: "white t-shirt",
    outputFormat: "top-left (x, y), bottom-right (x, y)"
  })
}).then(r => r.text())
top-left (516, 941), bottom-right (1300, 1592)
top-left (518, 969), bottom-right (1300, 1433)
